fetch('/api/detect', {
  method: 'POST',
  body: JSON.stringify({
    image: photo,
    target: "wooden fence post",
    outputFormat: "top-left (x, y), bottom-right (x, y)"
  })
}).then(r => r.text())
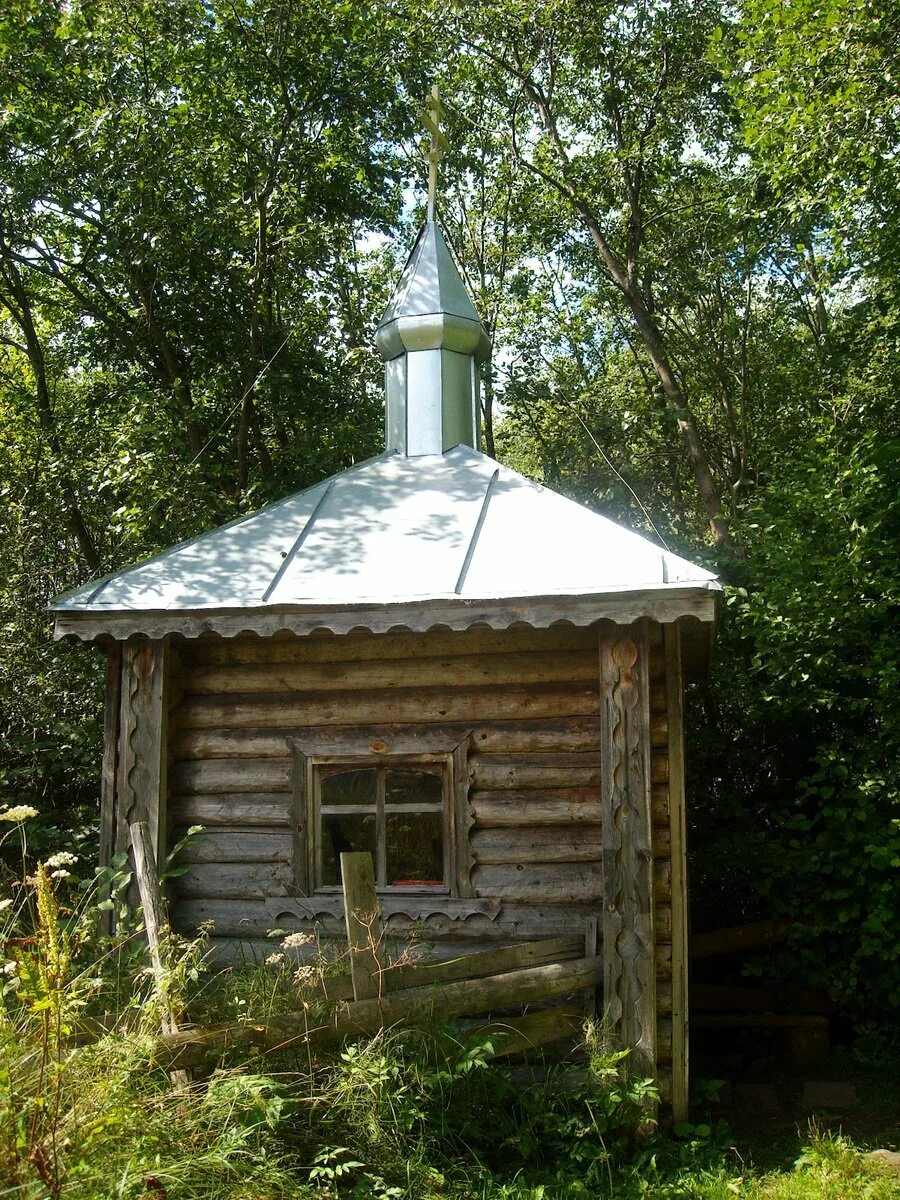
top-left (341, 852), bottom-right (383, 1001)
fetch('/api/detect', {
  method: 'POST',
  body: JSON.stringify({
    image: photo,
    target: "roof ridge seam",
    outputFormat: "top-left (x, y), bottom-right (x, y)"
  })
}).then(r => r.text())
top-left (261, 478), bottom-right (336, 603)
top-left (454, 467), bottom-right (500, 595)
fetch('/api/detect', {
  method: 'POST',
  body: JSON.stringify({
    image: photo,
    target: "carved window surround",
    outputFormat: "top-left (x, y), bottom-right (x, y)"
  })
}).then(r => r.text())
top-left (288, 732), bottom-right (474, 900)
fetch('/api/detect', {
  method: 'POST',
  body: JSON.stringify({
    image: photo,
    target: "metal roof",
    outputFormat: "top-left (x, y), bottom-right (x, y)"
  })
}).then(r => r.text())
top-left (52, 445), bottom-right (718, 639)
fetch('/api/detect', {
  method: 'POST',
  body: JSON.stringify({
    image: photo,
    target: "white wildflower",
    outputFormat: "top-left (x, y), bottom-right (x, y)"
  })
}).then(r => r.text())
top-left (0, 806), bottom-right (39, 823)
top-left (2, 961), bottom-right (17, 976)
top-left (281, 931), bottom-right (315, 949)
top-left (265, 952), bottom-right (285, 967)
top-left (293, 965), bottom-right (317, 986)
top-left (45, 852), bottom-right (78, 869)
top-left (0, 899), bottom-right (12, 913)
top-left (50, 869), bottom-right (71, 880)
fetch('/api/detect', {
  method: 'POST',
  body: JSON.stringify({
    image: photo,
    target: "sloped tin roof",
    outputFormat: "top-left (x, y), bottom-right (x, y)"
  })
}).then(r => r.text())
top-left (52, 446), bottom-right (718, 642)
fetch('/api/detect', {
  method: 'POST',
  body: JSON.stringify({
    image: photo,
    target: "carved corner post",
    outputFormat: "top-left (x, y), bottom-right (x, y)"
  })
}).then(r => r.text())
top-left (99, 641), bottom-right (123, 871)
top-left (116, 637), bottom-right (171, 893)
top-left (599, 621), bottom-right (657, 1079)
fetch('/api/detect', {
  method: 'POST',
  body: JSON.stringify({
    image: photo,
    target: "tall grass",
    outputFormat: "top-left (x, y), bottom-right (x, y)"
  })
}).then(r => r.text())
top-left (1, 810), bottom-right (897, 1199)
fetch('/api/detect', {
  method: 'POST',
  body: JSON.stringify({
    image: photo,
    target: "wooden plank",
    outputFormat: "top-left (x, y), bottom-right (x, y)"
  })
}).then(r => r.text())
top-left (173, 829), bottom-right (293, 864)
top-left (464, 1005), bottom-right (584, 1058)
top-left (471, 827), bottom-right (602, 865)
top-left (129, 819), bottom-right (182, 1051)
top-left (177, 685), bottom-right (602, 730)
top-left (340, 852), bottom-right (383, 1002)
top-left (472, 862), bottom-right (602, 903)
top-left (471, 760), bottom-right (602, 790)
top-left (55, 586), bottom-right (717, 643)
top-left (185, 625), bottom-right (600, 665)
top-left (170, 794), bottom-right (291, 827)
top-left (323, 935), bottom-right (585, 1001)
top-left (158, 955), bottom-right (606, 1067)
top-left (117, 638), bottom-right (169, 864)
top-left (664, 623), bottom-right (689, 1124)
top-left (471, 790), bottom-right (601, 827)
top-left (188, 650), bottom-right (599, 696)
top-left (599, 623), bottom-right (656, 1078)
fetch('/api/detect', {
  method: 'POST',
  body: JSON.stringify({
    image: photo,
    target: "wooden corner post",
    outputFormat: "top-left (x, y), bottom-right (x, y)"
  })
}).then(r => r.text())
top-left (117, 637), bottom-right (170, 858)
top-left (664, 623), bottom-right (689, 1123)
top-left (599, 622), bottom-right (657, 1078)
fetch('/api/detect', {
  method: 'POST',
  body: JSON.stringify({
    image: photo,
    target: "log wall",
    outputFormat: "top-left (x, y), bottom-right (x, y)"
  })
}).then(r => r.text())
top-left (164, 621), bottom-right (676, 1095)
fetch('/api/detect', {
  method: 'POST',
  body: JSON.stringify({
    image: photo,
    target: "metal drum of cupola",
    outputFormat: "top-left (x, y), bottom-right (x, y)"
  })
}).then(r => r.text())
top-left (375, 86), bottom-right (490, 456)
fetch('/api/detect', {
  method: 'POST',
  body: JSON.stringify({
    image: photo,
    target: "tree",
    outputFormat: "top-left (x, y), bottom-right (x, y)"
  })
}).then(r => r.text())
top-left (444, 0), bottom-right (734, 543)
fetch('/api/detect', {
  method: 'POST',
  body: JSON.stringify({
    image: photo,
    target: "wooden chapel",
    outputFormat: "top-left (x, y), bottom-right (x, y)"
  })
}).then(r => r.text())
top-left (52, 211), bottom-right (718, 1119)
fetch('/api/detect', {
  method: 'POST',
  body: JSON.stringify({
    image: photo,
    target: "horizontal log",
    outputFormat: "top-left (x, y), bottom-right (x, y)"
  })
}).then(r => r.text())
top-left (471, 762), bottom-right (602, 790)
top-left (188, 651), bottom-right (598, 696)
top-left (199, 931), bottom-right (671, 979)
top-left (186, 626), bottom-right (600, 666)
top-left (657, 1016), bottom-right (673, 1064)
top-left (172, 898), bottom-right (601, 941)
top-left (469, 825), bottom-right (669, 865)
top-left (655, 902), bottom-right (673, 940)
top-left (657, 979), bottom-right (673, 1012)
top-left (174, 829), bottom-right (292, 865)
top-left (158, 955), bottom-right (605, 1067)
top-left (177, 684), bottom-right (602, 730)
top-left (471, 790), bottom-right (601, 826)
top-left (173, 717), bottom-right (603, 761)
top-left (171, 758), bottom-right (289, 795)
top-left (176, 862), bottom-right (293, 899)
top-left (170, 795), bottom-right (291, 827)
top-left (691, 983), bottom-right (835, 1015)
top-left (650, 753), bottom-right (669, 785)
top-left (654, 859), bottom-right (671, 904)
top-left (465, 1005), bottom-right (585, 1059)
top-left (322, 935), bottom-right (585, 1001)
top-left (692, 1014), bottom-right (828, 1030)
top-left (652, 785), bottom-right (669, 824)
top-left (471, 827), bottom-right (602, 865)
top-left (690, 920), bottom-right (792, 960)
top-left (473, 863), bottom-right (602, 903)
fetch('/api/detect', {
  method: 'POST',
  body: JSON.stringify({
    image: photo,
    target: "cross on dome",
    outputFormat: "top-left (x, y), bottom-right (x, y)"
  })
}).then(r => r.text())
top-left (420, 84), bottom-right (450, 221)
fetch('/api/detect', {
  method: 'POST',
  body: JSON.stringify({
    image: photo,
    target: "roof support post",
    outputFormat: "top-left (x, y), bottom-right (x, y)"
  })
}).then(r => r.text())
top-left (664, 623), bottom-right (690, 1123)
top-left (116, 637), bottom-right (170, 868)
top-left (599, 621), bottom-right (657, 1081)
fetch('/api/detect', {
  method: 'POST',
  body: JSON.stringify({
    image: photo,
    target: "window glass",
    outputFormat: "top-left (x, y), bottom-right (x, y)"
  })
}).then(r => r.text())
top-left (321, 813), bottom-right (377, 886)
top-left (386, 810), bottom-right (444, 886)
top-left (385, 769), bottom-right (443, 807)
top-left (321, 768), bottom-right (377, 807)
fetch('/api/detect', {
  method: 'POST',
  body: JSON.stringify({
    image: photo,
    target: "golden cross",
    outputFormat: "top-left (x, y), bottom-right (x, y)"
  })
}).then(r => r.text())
top-left (420, 84), bottom-right (449, 221)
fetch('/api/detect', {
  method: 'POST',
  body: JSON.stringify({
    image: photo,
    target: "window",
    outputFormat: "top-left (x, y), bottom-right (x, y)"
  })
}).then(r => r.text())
top-left (318, 764), bottom-right (446, 890)
top-left (290, 737), bottom-right (473, 899)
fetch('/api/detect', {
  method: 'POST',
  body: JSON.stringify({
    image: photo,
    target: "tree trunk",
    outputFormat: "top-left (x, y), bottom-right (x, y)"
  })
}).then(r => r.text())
top-left (0, 257), bottom-right (102, 570)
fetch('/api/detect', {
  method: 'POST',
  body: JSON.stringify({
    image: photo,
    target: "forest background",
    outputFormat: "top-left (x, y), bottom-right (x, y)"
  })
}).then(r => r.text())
top-left (0, 0), bottom-right (897, 1032)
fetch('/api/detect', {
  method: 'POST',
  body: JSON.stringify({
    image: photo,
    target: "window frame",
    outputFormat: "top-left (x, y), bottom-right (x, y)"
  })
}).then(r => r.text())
top-left (288, 735), bottom-right (473, 900)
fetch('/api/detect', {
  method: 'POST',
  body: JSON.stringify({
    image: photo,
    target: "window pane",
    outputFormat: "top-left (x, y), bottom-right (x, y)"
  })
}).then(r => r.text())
top-left (386, 811), bottom-right (444, 886)
top-left (321, 813), bottom-right (376, 886)
top-left (385, 769), bottom-right (443, 807)
top-left (321, 769), bottom-right (377, 807)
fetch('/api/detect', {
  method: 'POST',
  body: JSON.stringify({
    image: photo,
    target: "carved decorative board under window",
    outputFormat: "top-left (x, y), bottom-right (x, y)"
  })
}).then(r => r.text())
top-left (289, 735), bottom-right (474, 900)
